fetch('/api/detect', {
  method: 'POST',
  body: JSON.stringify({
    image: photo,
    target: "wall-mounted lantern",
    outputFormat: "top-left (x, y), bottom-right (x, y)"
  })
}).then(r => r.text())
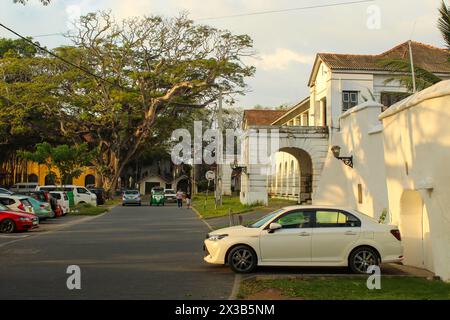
top-left (331, 146), bottom-right (353, 168)
top-left (231, 159), bottom-right (247, 174)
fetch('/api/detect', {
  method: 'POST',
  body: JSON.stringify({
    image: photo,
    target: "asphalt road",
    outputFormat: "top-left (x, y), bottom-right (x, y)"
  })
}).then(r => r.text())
top-left (0, 204), bottom-right (235, 300)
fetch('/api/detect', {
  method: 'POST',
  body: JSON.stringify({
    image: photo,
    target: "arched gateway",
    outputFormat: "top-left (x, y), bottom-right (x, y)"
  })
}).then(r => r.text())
top-left (240, 126), bottom-right (329, 205)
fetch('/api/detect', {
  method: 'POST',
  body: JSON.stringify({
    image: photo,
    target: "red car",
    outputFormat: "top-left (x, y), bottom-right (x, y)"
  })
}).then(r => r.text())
top-left (0, 203), bottom-right (39, 233)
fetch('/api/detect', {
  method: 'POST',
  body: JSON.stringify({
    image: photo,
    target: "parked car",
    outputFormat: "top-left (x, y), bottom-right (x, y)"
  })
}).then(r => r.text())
top-left (88, 188), bottom-right (106, 205)
top-left (0, 203), bottom-right (38, 233)
top-left (26, 196), bottom-right (54, 220)
top-left (122, 190), bottom-right (141, 206)
top-left (37, 185), bottom-right (97, 206)
top-left (0, 195), bottom-right (34, 214)
top-left (26, 191), bottom-right (49, 203)
top-left (49, 192), bottom-right (70, 215)
top-left (0, 187), bottom-right (13, 195)
top-left (203, 206), bottom-right (404, 274)
top-left (9, 182), bottom-right (39, 193)
top-left (164, 189), bottom-right (177, 203)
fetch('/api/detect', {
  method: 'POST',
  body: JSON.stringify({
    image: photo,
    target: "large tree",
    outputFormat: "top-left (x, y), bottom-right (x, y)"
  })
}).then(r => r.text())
top-left (41, 12), bottom-right (254, 194)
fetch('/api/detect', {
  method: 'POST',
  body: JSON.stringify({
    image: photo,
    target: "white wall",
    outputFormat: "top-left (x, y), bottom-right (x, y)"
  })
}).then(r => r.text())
top-left (314, 101), bottom-right (389, 220)
top-left (380, 80), bottom-right (450, 282)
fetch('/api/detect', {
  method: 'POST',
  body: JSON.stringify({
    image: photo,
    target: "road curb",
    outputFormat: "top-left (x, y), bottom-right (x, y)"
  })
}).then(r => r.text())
top-left (191, 206), bottom-right (214, 231)
top-left (191, 206), bottom-right (241, 300)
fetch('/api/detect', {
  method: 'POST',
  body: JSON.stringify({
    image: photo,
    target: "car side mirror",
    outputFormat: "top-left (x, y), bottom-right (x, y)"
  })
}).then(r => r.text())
top-left (268, 223), bottom-right (282, 233)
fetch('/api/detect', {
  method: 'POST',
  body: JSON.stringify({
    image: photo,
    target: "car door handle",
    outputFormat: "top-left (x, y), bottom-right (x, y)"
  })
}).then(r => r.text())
top-left (299, 232), bottom-right (311, 237)
top-left (345, 231), bottom-right (357, 235)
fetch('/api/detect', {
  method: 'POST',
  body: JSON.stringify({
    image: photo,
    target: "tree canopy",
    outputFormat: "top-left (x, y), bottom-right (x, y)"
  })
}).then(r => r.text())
top-left (1, 11), bottom-right (255, 193)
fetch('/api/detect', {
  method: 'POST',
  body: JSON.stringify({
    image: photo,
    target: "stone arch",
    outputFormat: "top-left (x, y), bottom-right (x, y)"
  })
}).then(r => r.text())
top-left (85, 174), bottom-right (96, 187)
top-left (399, 190), bottom-right (433, 271)
top-left (44, 172), bottom-right (56, 185)
top-left (271, 147), bottom-right (314, 204)
top-left (28, 174), bottom-right (38, 183)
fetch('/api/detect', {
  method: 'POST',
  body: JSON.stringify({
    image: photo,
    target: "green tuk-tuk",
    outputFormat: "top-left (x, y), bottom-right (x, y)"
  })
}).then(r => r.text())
top-left (149, 187), bottom-right (165, 206)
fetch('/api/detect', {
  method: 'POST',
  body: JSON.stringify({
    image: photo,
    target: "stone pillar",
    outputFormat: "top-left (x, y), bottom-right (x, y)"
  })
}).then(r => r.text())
top-left (240, 164), bottom-right (269, 206)
top-left (221, 164), bottom-right (232, 196)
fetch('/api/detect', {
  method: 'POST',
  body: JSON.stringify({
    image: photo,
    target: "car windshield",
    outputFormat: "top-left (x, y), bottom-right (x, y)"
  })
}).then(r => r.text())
top-left (27, 197), bottom-right (40, 206)
top-left (125, 190), bottom-right (139, 195)
top-left (247, 209), bottom-right (284, 228)
top-left (165, 190), bottom-right (175, 194)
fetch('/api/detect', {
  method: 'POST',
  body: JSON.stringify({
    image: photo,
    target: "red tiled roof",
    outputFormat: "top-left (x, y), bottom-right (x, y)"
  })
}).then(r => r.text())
top-left (243, 109), bottom-right (287, 127)
top-left (309, 41), bottom-right (450, 85)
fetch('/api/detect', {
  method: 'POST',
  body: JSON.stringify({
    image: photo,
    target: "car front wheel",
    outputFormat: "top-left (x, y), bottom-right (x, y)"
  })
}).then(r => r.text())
top-left (0, 219), bottom-right (16, 233)
top-left (228, 245), bottom-right (257, 273)
top-left (349, 247), bottom-right (380, 274)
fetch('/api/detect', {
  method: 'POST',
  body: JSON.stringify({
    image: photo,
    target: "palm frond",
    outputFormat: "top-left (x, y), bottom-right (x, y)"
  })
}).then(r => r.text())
top-left (438, 1), bottom-right (450, 50)
top-left (378, 58), bottom-right (442, 92)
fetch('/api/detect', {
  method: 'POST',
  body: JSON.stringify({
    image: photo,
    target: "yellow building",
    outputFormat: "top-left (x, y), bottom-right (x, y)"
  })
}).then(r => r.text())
top-left (22, 161), bottom-right (97, 186)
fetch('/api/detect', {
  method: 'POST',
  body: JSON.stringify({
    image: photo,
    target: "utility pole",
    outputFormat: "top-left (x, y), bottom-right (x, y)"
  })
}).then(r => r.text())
top-left (216, 91), bottom-right (224, 207)
top-left (408, 40), bottom-right (417, 93)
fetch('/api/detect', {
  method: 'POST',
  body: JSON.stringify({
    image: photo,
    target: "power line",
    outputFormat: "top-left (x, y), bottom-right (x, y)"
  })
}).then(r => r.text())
top-left (0, 22), bottom-right (118, 88)
top-left (196, 0), bottom-right (377, 21)
top-left (31, 32), bottom-right (65, 38)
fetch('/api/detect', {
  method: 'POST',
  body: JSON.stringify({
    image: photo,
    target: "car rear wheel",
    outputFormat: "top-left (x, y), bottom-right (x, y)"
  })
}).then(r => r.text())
top-left (349, 247), bottom-right (380, 274)
top-left (228, 245), bottom-right (257, 273)
top-left (0, 219), bottom-right (16, 233)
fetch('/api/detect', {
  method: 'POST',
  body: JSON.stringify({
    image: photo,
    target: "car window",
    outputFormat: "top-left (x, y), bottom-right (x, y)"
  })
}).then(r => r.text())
top-left (50, 193), bottom-right (61, 200)
top-left (77, 188), bottom-right (89, 194)
top-left (0, 198), bottom-right (14, 205)
top-left (20, 199), bottom-right (32, 207)
top-left (248, 210), bottom-right (283, 228)
top-left (0, 203), bottom-right (8, 211)
top-left (125, 190), bottom-right (139, 195)
top-left (315, 210), bottom-right (361, 228)
top-left (275, 210), bottom-right (313, 229)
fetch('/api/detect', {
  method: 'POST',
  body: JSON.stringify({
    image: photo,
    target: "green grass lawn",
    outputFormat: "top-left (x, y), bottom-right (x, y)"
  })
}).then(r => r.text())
top-left (239, 277), bottom-right (450, 300)
top-left (191, 194), bottom-right (297, 219)
top-left (70, 203), bottom-right (109, 216)
top-left (191, 194), bottom-right (258, 219)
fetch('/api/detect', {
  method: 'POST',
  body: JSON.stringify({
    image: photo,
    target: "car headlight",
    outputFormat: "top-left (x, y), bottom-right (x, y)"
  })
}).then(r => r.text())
top-left (208, 234), bottom-right (228, 241)
top-left (18, 217), bottom-right (31, 221)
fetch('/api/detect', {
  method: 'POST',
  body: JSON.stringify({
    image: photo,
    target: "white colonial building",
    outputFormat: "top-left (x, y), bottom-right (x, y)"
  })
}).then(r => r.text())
top-left (240, 41), bottom-right (450, 205)
top-left (238, 41), bottom-right (450, 281)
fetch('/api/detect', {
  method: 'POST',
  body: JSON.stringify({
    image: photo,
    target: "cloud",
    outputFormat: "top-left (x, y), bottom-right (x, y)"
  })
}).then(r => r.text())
top-left (252, 48), bottom-right (315, 71)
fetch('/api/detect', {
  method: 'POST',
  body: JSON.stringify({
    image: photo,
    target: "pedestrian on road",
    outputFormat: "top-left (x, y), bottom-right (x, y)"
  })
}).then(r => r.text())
top-left (185, 192), bottom-right (191, 209)
top-left (176, 190), bottom-right (183, 208)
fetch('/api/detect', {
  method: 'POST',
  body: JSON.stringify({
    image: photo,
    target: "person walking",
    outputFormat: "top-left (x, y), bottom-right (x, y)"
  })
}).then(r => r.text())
top-left (185, 192), bottom-right (191, 209)
top-left (176, 189), bottom-right (183, 208)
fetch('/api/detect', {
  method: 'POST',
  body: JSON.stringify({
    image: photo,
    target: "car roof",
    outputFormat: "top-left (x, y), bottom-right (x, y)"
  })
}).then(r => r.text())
top-left (280, 205), bottom-right (356, 212)
top-left (0, 194), bottom-right (28, 200)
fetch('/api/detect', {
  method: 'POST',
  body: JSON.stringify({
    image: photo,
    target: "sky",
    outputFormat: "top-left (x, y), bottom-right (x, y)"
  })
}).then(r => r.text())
top-left (0, 0), bottom-right (447, 109)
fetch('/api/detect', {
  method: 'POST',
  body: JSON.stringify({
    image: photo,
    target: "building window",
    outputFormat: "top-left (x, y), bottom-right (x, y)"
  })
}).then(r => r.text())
top-left (380, 92), bottom-right (410, 110)
top-left (342, 91), bottom-right (359, 112)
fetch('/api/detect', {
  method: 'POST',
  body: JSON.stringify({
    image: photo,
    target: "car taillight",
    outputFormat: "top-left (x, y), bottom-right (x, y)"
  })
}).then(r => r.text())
top-left (391, 229), bottom-right (401, 241)
top-left (18, 203), bottom-right (25, 211)
top-left (40, 204), bottom-right (46, 209)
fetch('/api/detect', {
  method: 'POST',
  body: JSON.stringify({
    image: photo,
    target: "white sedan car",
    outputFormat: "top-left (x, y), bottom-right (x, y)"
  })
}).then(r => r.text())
top-left (204, 206), bottom-right (403, 274)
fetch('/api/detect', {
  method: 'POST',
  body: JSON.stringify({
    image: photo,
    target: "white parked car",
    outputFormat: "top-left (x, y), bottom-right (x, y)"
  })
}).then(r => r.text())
top-left (0, 188), bottom-right (13, 195)
top-left (49, 191), bottom-right (70, 215)
top-left (164, 189), bottom-right (177, 202)
top-left (0, 195), bottom-right (35, 214)
top-left (204, 206), bottom-right (403, 274)
top-left (9, 182), bottom-right (39, 193)
top-left (37, 185), bottom-right (97, 206)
